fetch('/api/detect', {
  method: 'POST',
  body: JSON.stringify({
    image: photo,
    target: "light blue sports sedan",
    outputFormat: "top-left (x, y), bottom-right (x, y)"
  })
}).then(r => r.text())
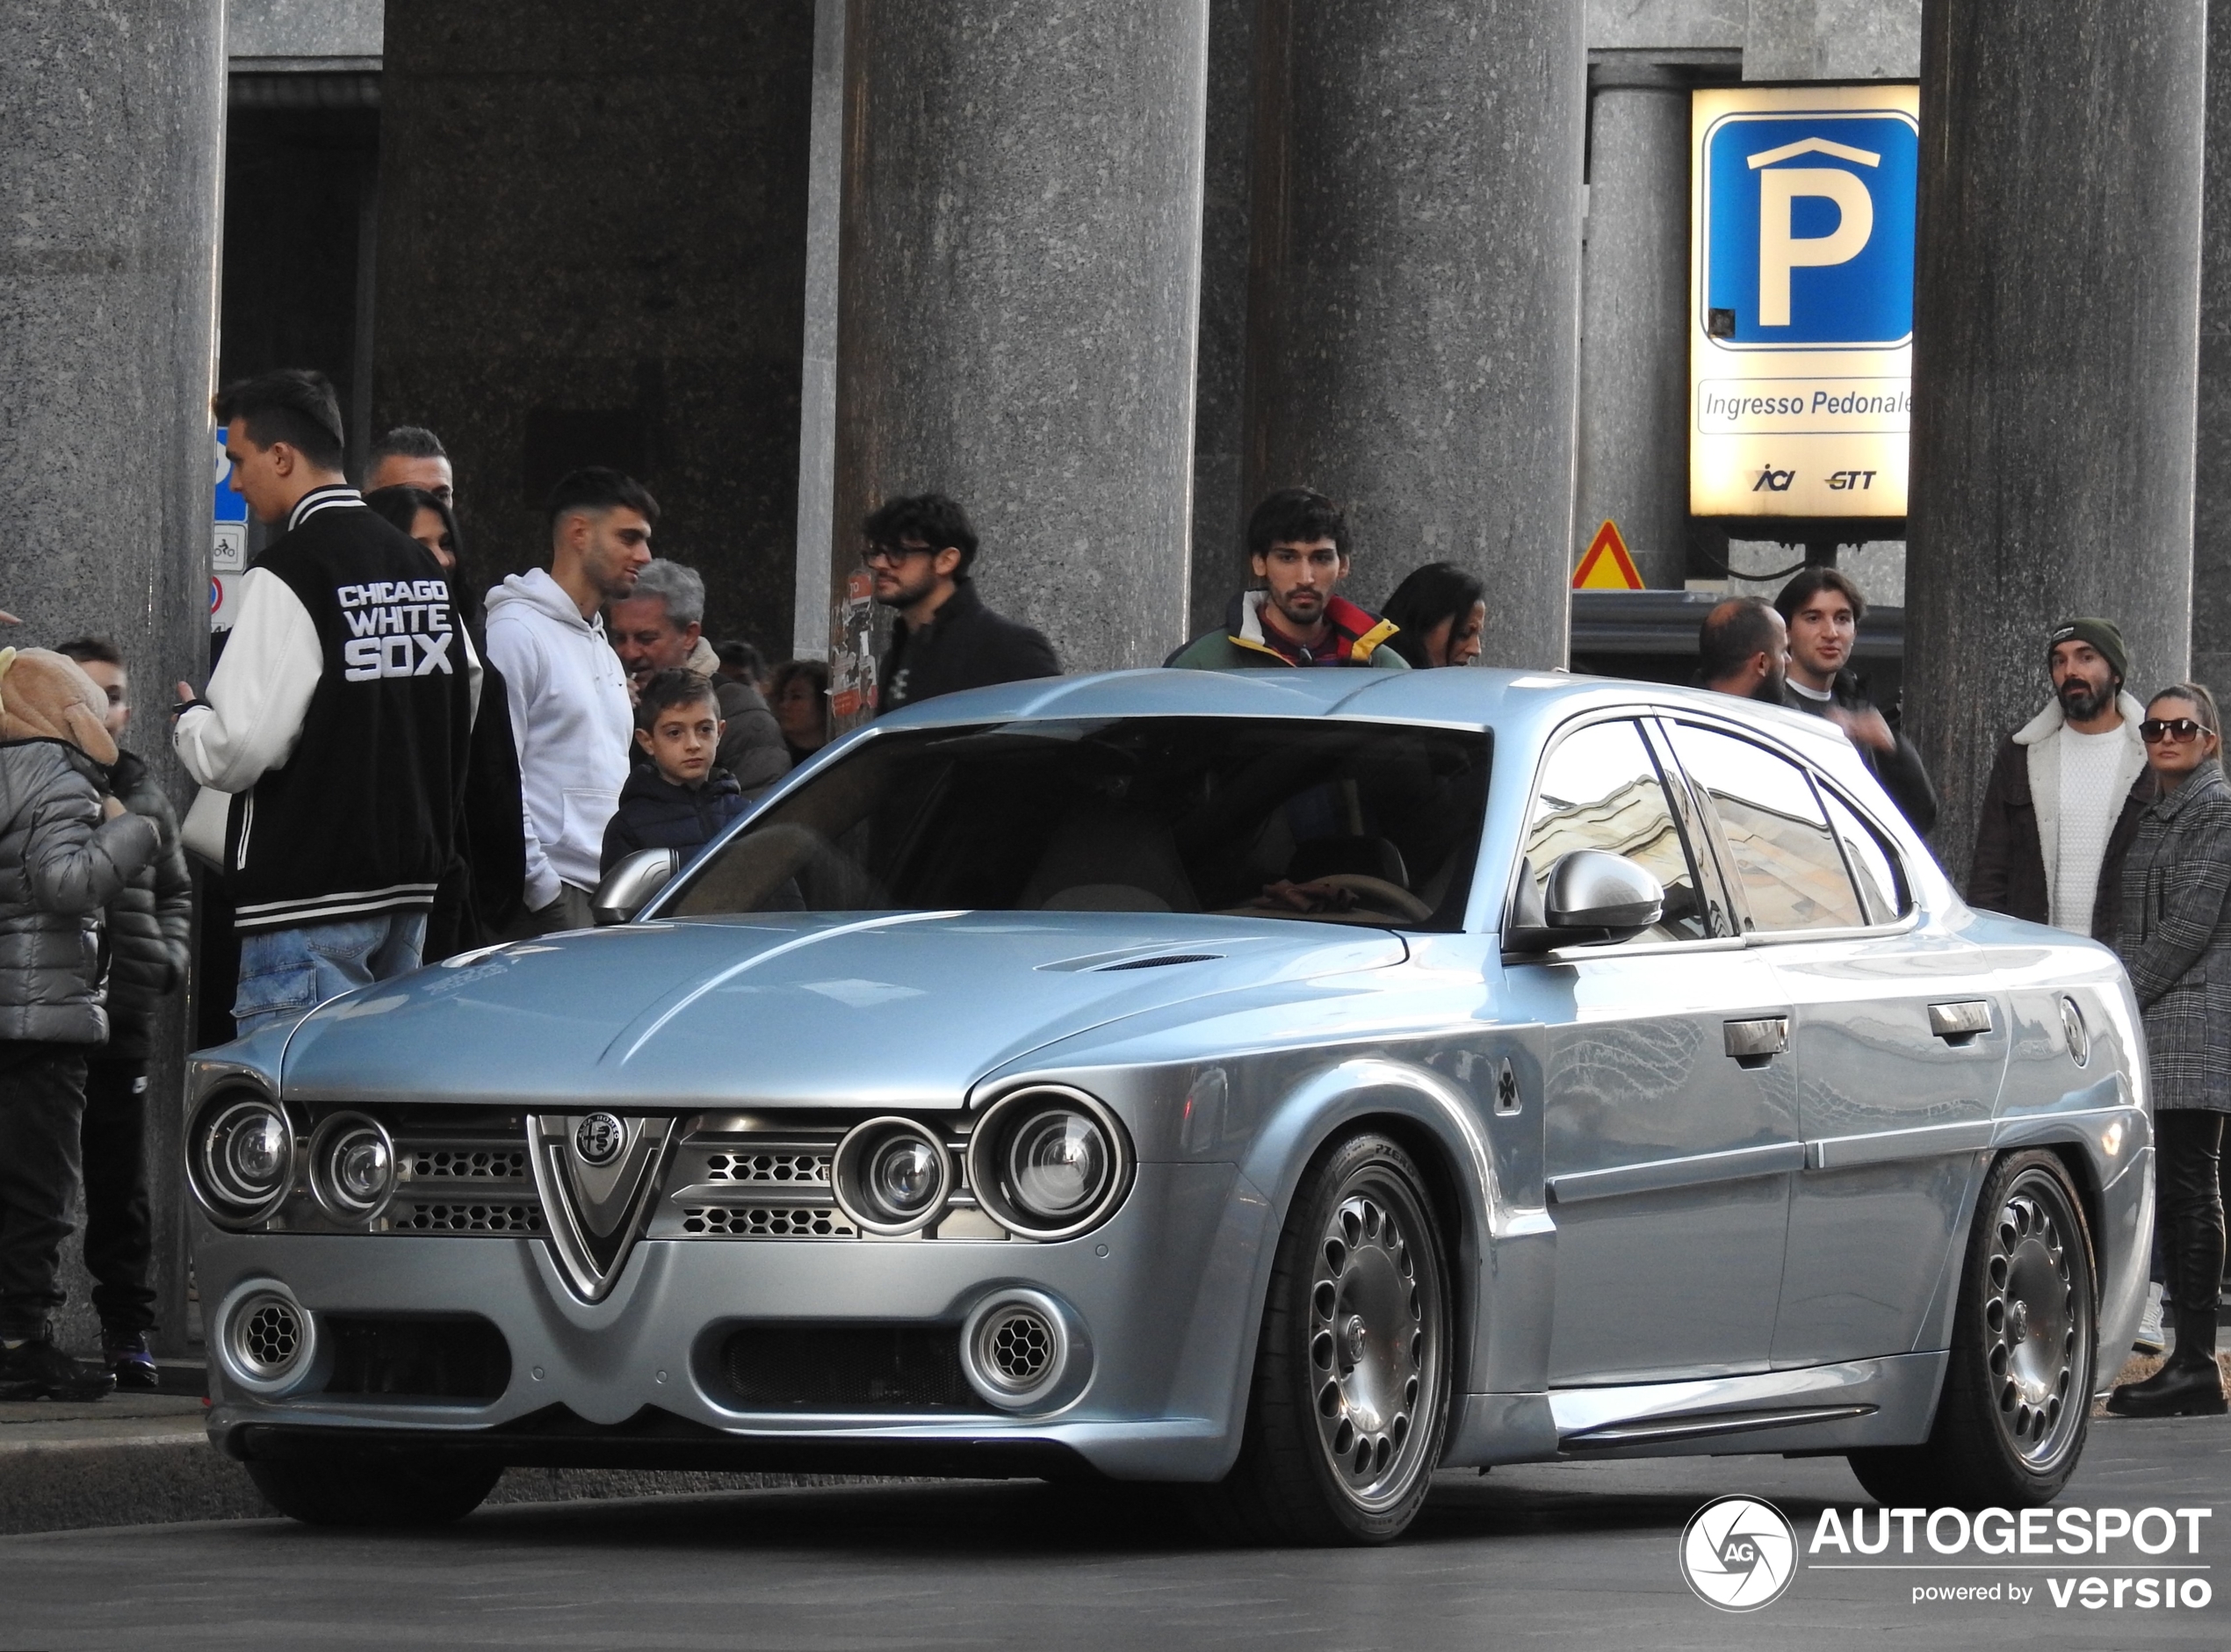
top-left (185, 668), bottom-right (2148, 1543)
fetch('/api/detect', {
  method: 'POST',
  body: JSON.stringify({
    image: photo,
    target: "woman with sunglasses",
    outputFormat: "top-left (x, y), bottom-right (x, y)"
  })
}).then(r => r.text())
top-left (2107, 683), bottom-right (2231, 1417)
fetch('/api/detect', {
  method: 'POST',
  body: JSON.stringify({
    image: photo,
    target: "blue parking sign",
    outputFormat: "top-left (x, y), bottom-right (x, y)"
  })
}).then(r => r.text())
top-left (1700, 109), bottom-right (1917, 350)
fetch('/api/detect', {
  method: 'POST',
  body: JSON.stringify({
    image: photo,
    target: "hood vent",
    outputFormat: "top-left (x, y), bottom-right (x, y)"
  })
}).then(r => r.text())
top-left (1095, 953), bottom-right (1223, 971)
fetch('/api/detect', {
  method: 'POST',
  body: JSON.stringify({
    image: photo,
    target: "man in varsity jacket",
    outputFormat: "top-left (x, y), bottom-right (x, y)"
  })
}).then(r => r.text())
top-left (174, 370), bottom-right (479, 1037)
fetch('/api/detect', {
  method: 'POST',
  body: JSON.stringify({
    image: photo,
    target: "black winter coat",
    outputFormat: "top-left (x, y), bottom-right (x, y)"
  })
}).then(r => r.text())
top-left (425, 636), bottom-right (529, 962)
top-left (879, 580), bottom-right (1059, 713)
top-left (600, 766), bottom-right (748, 875)
top-left (98, 749), bottom-right (191, 1059)
top-left (1783, 674), bottom-right (1940, 833)
top-left (1969, 733), bottom-right (2152, 938)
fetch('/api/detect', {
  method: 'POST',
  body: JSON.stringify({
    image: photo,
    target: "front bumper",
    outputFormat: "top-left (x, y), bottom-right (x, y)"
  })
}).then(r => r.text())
top-left (199, 1161), bottom-right (1259, 1482)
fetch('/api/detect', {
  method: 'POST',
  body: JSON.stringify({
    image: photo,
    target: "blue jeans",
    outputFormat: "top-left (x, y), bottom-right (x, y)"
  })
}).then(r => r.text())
top-left (233, 913), bottom-right (429, 1039)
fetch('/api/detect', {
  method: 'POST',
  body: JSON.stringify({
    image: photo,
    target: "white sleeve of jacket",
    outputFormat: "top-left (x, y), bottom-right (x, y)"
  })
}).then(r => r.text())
top-left (484, 610), bottom-right (559, 912)
top-left (172, 567), bottom-right (323, 792)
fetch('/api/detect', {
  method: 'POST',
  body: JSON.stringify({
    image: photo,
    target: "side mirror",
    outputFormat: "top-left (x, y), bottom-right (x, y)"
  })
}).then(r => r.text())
top-left (1504, 849), bottom-right (1664, 953)
top-left (592, 848), bottom-right (682, 926)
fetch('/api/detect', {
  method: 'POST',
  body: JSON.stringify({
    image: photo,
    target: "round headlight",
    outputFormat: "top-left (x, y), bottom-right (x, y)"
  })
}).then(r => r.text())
top-left (191, 1093), bottom-right (296, 1226)
top-left (310, 1114), bottom-right (396, 1223)
top-left (967, 1087), bottom-right (1133, 1241)
top-left (832, 1117), bottom-right (954, 1235)
top-left (1007, 1111), bottom-right (1110, 1219)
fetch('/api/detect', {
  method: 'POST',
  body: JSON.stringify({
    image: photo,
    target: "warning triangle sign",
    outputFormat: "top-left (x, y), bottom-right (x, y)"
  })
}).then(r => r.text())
top-left (1573, 520), bottom-right (1645, 590)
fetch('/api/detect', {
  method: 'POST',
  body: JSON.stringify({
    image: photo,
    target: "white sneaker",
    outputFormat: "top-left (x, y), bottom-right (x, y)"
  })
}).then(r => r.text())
top-left (2134, 1282), bottom-right (2166, 1354)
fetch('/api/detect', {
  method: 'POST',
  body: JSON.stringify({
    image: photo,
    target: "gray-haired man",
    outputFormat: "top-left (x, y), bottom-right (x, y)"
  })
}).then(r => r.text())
top-left (609, 560), bottom-right (787, 792)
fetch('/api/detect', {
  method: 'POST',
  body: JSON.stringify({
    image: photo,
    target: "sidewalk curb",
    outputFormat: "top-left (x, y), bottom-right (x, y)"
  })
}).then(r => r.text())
top-left (0, 1420), bottom-right (270, 1534)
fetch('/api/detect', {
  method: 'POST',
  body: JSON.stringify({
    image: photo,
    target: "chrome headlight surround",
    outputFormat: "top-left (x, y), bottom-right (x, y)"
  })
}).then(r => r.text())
top-left (966, 1086), bottom-right (1133, 1242)
top-left (308, 1112), bottom-right (397, 1225)
top-left (188, 1090), bottom-right (297, 1229)
top-left (832, 1116), bottom-right (954, 1235)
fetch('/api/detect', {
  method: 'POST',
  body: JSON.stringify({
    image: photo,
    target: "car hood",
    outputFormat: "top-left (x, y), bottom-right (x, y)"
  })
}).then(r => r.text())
top-left (274, 911), bottom-right (1406, 1110)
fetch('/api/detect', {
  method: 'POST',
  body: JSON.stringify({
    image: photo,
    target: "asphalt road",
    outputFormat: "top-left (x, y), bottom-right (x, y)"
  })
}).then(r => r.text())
top-left (2, 1415), bottom-right (2226, 1651)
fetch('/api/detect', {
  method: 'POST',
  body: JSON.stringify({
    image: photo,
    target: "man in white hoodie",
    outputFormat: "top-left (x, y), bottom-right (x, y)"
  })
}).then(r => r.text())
top-left (483, 468), bottom-right (654, 934)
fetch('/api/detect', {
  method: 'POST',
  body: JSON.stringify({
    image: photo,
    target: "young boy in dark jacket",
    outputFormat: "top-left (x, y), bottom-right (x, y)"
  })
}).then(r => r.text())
top-left (0, 647), bottom-right (160, 1400)
top-left (600, 669), bottom-right (749, 875)
top-left (58, 638), bottom-right (191, 1389)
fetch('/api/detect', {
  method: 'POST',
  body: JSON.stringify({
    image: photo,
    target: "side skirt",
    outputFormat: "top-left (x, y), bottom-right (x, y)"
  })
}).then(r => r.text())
top-left (1440, 1351), bottom-right (1947, 1467)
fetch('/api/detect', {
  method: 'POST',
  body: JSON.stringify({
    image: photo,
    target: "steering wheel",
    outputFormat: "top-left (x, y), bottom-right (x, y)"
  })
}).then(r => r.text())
top-left (1312, 873), bottom-right (1434, 924)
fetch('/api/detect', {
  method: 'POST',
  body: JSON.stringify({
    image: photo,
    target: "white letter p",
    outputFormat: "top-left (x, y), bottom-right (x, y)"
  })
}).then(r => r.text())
top-left (1756, 168), bottom-right (1874, 327)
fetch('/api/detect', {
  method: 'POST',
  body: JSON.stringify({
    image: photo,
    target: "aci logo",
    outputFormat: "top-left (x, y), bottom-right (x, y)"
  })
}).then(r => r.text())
top-left (1682, 1496), bottom-right (1799, 1612)
top-left (1701, 109), bottom-right (1917, 349)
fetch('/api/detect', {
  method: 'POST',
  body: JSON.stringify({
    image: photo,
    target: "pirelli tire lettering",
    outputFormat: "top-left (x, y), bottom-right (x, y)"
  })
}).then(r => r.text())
top-left (336, 578), bottom-right (459, 681)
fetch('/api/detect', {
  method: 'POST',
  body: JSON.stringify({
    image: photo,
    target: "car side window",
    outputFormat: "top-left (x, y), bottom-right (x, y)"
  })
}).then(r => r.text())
top-left (1822, 787), bottom-right (1911, 922)
top-left (1523, 718), bottom-right (1710, 941)
top-left (1666, 724), bottom-right (1866, 932)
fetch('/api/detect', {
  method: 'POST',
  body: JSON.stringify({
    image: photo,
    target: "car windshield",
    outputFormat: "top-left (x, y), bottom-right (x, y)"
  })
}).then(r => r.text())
top-left (664, 717), bottom-right (1491, 930)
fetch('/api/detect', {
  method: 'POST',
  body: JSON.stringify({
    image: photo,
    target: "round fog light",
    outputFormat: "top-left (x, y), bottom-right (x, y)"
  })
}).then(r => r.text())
top-left (215, 1279), bottom-right (324, 1398)
top-left (959, 1289), bottom-right (1092, 1411)
top-left (311, 1114), bottom-right (396, 1223)
top-left (833, 1117), bottom-right (954, 1235)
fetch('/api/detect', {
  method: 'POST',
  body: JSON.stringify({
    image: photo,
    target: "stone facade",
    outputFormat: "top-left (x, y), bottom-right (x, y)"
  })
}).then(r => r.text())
top-left (371, 2), bottom-right (814, 657)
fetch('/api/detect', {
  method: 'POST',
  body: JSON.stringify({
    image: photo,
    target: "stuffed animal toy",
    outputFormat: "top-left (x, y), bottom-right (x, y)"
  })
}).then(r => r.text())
top-left (0, 646), bottom-right (120, 768)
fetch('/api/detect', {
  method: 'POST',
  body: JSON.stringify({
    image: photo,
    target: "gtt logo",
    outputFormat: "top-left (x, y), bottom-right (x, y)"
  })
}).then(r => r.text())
top-left (1700, 109), bottom-right (1917, 350)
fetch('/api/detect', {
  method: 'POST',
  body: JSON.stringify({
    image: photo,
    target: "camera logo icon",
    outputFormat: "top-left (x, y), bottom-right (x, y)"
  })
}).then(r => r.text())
top-left (1680, 1495), bottom-right (1798, 1612)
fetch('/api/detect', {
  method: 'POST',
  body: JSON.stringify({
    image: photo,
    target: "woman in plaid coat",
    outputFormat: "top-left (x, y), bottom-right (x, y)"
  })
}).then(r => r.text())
top-left (2107, 683), bottom-right (2231, 1418)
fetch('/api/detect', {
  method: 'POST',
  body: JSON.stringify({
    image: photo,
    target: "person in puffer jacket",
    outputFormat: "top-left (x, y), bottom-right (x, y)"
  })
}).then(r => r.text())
top-left (0, 647), bottom-right (160, 1401)
top-left (57, 638), bottom-right (191, 1390)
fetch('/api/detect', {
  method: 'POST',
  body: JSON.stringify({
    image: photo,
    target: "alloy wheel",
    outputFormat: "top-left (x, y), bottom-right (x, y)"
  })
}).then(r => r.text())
top-left (1982, 1169), bottom-right (2090, 1472)
top-left (1306, 1172), bottom-right (1444, 1510)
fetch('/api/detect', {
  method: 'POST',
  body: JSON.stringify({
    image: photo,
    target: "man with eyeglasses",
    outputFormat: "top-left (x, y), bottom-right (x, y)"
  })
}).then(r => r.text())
top-left (1167, 488), bottom-right (1406, 672)
top-left (864, 494), bottom-right (1058, 714)
top-left (1969, 617), bottom-right (2153, 940)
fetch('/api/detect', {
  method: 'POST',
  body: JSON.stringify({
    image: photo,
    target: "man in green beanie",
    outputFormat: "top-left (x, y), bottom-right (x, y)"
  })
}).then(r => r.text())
top-left (1969, 617), bottom-right (2151, 939)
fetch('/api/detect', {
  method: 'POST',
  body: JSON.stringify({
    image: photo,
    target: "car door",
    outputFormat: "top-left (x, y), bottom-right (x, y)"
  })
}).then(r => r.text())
top-left (1500, 714), bottom-right (1802, 1385)
top-left (1662, 719), bottom-right (2005, 1369)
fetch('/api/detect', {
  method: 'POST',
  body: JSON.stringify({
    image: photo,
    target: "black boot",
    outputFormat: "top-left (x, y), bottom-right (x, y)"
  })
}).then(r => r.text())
top-left (2108, 1216), bottom-right (2226, 1418)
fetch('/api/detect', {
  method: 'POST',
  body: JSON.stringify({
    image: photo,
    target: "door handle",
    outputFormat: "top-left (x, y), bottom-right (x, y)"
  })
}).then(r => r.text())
top-left (1723, 1016), bottom-right (1789, 1068)
top-left (1929, 999), bottom-right (1994, 1044)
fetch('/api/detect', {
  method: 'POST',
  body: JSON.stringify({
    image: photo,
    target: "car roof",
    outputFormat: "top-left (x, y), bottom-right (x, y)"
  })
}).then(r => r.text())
top-left (870, 667), bottom-right (1861, 768)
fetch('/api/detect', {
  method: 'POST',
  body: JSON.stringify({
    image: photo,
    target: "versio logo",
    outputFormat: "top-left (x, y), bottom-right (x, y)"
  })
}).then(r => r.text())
top-left (1682, 1496), bottom-right (1799, 1612)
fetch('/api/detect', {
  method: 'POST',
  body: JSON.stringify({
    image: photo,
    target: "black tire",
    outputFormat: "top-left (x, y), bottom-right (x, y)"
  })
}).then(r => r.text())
top-left (1191, 1131), bottom-right (1452, 1546)
top-left (247, 1452), bottom-right (502, 1526)
top-left (1847, 1151), bottom-right (2095, 1510)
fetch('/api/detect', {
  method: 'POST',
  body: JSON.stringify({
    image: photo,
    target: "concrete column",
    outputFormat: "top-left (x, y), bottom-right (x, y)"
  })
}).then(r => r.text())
top-left (1573, 62), bottom-right (1692, 591)
top-left (827, 0), bottom-right (1210, 693)
top-left (1244, 0), bottom-right (1586, 666)
top-left (1188, 0), bottom-right (1260, 638)
top-left (2192, 0), bottom-right (2231, 690)
top-left (0, 2), bottom-right (227, 1354)
top-left (1905, 0), bottom-right (2206, 878)
top-left (375, 3), bottom-right (813, 650)
top-left (791, 0), bottom-right (847, 662)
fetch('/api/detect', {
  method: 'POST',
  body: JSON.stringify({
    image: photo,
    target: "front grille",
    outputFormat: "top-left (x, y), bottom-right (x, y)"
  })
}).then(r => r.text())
top-left (682, 1205), bottom-right (855, 1237)
top-left (717, 1324), bottom-right (979, 1410)
top-left (705, 1151), bottom-right (830, 1185)
top-left (321, 1315), bottom-right (511, 1403)
top-left (392, 1201), bottom-right (545, 1233)
top-left (385, 1116), bottom-right (543, 1236)
top-left (408, 1146), bottom-right (527, 1180)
